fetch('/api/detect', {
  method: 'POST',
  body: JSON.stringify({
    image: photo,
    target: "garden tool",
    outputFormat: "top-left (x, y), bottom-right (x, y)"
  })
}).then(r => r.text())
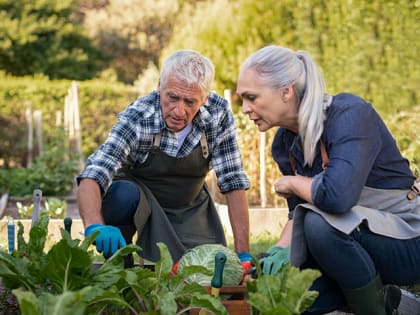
top-left (31, 189), bottom-right (42, 227)
top-left (199, 251), bottom-right (227, 315)
top-left (64, 217), bottom-right (72, 234)
top-left (0, 192), bottom-right (8, 218)
top-left (7, 217), bottom-right (14, 253)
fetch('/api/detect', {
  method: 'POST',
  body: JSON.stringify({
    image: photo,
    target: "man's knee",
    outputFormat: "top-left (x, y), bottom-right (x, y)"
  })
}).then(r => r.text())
top-left (102, 180), bottom-right (140, 224)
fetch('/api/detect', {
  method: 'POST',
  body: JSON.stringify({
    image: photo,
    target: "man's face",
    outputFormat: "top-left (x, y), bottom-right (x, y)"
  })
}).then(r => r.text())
top-left (158, 75), bottom-right (207, 132)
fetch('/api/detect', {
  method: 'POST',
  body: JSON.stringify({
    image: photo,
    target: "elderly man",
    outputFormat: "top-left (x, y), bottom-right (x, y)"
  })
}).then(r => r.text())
top-left (77, 50), bottom-right (251, 268)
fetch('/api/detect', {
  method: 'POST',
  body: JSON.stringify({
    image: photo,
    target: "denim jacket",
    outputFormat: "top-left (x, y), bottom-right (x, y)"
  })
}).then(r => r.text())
top-left (271, 93), bottom-right (416, 215)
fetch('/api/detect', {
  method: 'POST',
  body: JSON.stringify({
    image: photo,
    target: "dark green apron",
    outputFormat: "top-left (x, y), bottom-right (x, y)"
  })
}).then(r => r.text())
top-left (116, 132), bottom-right (226, 262)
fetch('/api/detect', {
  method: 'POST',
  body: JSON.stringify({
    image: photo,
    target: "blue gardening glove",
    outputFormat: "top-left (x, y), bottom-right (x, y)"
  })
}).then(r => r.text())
top-left (238, 252), bottom-right (253, 281)
top-left (259, 246), bottom-right (290, 275)
top-left (85, 224), bottom-right (127, 258)
top-left (238, 252), bottom-right (253, 270)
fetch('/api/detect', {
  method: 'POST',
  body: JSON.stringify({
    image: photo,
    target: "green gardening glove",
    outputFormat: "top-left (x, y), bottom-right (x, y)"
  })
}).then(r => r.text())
top-left (259, 246), bottom-right (290, 275)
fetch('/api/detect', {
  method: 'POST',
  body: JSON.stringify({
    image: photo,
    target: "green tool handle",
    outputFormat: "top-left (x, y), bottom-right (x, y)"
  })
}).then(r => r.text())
top-left (211, 252), bottom-right (226, 289)
top-left (64, 217), bottom-right (73, 233)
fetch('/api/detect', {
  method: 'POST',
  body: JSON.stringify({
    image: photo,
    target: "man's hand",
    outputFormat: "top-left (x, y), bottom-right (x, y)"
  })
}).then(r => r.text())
top-left (259, 246), bottom-right (290, 275)
top-left (85, 224), bottom-right (127, 258)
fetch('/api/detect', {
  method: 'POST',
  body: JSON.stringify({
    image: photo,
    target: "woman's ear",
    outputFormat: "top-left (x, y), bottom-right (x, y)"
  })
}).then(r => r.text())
top-left (281, 85), bottom-right (295, 102)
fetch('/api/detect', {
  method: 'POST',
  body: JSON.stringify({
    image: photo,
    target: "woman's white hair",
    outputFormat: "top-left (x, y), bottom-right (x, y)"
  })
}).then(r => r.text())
top-left (160, 50), bottom-right (215, 97)
top-left (240, 45), bottom-right (328, 166)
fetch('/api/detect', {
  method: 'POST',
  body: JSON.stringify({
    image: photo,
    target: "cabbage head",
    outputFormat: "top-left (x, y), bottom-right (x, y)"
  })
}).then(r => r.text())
top-left (177, 244), bottom-right (243, 286)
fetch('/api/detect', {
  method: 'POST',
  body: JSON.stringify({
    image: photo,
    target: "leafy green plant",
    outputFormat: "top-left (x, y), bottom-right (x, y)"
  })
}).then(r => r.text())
top-left (0, 211), bottom-right (228, 315)
top-left (15, 197), bottom-right (67, 219)
top-left (44, 198), bottom-right (67, 219)
top-left (0, 127), bottom-right (80, 198)
top-left (246, 260), bottom-right (321, 315)
top-left (16, 202), bottom-right (34, 219)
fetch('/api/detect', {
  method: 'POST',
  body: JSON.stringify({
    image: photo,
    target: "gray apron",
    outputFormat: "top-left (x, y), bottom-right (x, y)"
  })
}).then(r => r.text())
top-left (115, 132), bottom-right (226, 262)
top-left (290, 186), bottom-right (420, 266)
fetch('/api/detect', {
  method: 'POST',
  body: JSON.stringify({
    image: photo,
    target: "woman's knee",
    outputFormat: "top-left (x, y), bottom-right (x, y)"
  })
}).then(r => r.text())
top-left (303, 212), bottom-right (331, 240)
top-left (101, 180), bottom-right (140, 224)
top-left (303, 211), bottom-right (341, 255)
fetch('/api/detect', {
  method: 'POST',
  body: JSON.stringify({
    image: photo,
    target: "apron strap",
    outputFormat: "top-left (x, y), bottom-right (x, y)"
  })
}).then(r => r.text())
top-left (152, 131), bottom-right (209, 159)
top-left (200, 132), bottom-right (209, 159)
top-left (289, 140), bottom-right (329, 175)
top-left (320, 140), bottom-right (329, 169)
top-left (407, 179), bottom-right (420, 200)
top-left (151, 133), bottom-right (161, 154)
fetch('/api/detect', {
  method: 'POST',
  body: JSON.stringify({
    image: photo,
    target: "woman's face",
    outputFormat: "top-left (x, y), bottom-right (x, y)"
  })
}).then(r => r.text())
top-left (236, 68), bottom-right (299, 132)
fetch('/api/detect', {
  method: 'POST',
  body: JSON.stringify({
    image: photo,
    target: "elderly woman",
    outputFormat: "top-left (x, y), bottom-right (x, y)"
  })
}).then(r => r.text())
top-left (237, 45), bottom-right (420, 315)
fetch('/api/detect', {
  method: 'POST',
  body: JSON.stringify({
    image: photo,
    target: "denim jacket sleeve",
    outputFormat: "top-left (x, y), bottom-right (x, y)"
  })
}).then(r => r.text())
top-left (311, 96), bottom-right (382, 213)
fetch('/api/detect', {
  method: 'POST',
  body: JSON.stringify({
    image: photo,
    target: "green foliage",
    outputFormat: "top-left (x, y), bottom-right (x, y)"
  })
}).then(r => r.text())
top-left (164, 0), bottom-right (419, 114)
top-left (0, 74), bottom-right (138, 168)
top-left (246, 263), bottom-right (321, 315)
top-left (0, 0), bottom-right (103, 80)
top-left (16, 197), bottom-right (67, 219)
top-left (0, 213), bottom-right (229, 314)
top-left (44, 198), bottom-right (67, 219)
top-left (82, 0), bottom-right (181, 84)
top-left (16, 202), bottom-right (34, 219)
top-left (0, 127), bottom-right (80, 197)
top-left (385, 106), bottom-right (420, 177)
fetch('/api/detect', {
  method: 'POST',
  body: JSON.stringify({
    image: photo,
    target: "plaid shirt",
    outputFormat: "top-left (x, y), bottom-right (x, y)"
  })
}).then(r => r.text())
top-left (78, 91), bottom-right (250, 194)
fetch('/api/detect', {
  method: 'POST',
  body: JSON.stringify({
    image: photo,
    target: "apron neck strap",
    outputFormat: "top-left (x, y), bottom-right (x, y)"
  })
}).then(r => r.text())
top-left (199, 132), bottom-right (209, 159)
top-left (152, 131), bottom-right (209, 159)
top-left (289, 140), bottom-right (329, 174)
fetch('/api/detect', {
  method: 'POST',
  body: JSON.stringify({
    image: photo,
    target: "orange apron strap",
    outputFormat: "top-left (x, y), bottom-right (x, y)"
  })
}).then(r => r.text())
top-left (289, 140), bottom-right (329, 174)
top-left (320, 140), bottom-right (329, 169)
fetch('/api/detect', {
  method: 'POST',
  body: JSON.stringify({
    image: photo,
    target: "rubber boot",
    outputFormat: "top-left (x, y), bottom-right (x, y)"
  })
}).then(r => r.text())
top-left (119, 225), bottom-right (136, 268)
top-left (343, 275), bottom-right (401, 315)
top-left (384, 285), bottom-right (401, 315)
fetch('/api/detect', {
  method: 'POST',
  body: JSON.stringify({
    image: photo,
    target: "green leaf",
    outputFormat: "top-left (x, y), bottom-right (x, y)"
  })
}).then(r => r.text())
top-left (156, 291), bottom-right (178, 314)
top-left (13, 287), bottom-right (90, 315)
top-left (246, 264), bottom-right (320, 315)
top-left (154, 242), bottom-right (174, 280)
top-left (45, 239), bottom-right (93, 292)
top-left (12, 289), bottom-right (40, 315)
top-left (172, 265), bottom-right (212, 290)
top-left (187, 294), bottom-right (228, 315)
top-left (0, 250), bottom-right (34, 290)
top-left (284, 267), bottom-right (321, 314)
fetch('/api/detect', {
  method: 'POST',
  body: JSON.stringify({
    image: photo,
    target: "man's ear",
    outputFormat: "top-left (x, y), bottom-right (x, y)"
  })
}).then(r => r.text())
top-left (157, 79), bottom-right (161, 92)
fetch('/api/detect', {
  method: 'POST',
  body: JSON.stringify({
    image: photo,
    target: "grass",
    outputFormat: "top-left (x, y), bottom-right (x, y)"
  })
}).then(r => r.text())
top-left (226, 231), bottom-right (278, 256)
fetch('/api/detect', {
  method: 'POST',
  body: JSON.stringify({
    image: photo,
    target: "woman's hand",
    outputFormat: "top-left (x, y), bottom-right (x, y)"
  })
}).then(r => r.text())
top-left (274, 175), bottom-right (314, 204)
top-left (274, 176), bottom-right (295, 198)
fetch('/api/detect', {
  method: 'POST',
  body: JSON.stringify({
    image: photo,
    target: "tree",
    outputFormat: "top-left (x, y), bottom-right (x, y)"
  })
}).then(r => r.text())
top-left (0, 0), bottom-right (103, 80)
top-left (81, 0), bottom-right (181, 84)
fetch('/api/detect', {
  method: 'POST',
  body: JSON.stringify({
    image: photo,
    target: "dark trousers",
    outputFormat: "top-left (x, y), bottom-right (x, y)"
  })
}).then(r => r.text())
top-left (101, 180), bottom-right (139, 226)
top-left (302, 211), bottom-right (420, 315)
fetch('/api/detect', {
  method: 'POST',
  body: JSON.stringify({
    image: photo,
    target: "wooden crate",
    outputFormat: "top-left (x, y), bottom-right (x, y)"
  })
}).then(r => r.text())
top-left (189, 285), bottom-right (251, 315)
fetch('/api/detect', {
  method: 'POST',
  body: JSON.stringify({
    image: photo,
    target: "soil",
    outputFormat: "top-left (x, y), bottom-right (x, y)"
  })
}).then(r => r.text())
top-left (0, 287), bottom-right (19, 315)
